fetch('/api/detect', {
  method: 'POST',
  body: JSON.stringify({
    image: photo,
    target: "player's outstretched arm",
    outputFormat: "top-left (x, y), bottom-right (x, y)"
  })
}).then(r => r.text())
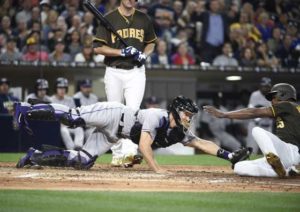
top-left (203, 105), bottom-right (273, 119)
top-left (186, 138), bottom-right (219, 156)
top-left (138, 132), bottom-right (167, 174)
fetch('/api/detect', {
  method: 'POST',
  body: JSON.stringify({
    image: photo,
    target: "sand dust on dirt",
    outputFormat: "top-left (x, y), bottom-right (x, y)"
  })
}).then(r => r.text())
top-left (0, 162), bottom-right (299, 192)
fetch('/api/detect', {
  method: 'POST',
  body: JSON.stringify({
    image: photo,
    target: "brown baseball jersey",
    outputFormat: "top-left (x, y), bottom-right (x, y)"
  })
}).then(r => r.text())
top-left (94, 8), bottom-right (157, 67)
top-left (271, 101), bottom-right (300, 149)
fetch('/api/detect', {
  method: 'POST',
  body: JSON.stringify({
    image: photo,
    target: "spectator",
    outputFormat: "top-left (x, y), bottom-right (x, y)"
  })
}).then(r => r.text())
top-left (98, 0), bottom-right (118, 14)
top-left (0, 36), bottom-right (22, 61)
top-left (56, 16), bottom-right (68, 36)
top-left (67, 15), bottom-right (82, 35)
top-left (66, 30), bottom-right (82, 59)
top-left (25, 78), bottom-right (51, 102)
top-left (0, 16), bottom-right (13, 37)
top-left (22, 36), bottom-right (49, 62)
top-left (12, 19), bottom-right (29, 51)
top-left (213, 42), bottom-right (238, 66)
top-left (0, 78), bottom-right (19, 115)
top-left (42, 10), bottom-right (59, 43)
top-left (177, 1), bottom-right (197, 28)
top-left (256, 12), bottom-right (273, 42)
top-left (171, 42), bottom-right (195, 65)
top-left (256, 42), bottom-right (279, 68)
top-left (150, 39), bottom-right (171, 66)
top-left (173, 0), bottom-right (183, 20)
top-left (49, 38), bottom-right (72, 62)
top-left (83, 12), bottom-right (95, 35)
top-left (240, 47), bottom-right (256, 67)
top-left (47, 28), bottom-right (66, 52)
top-left (22, 30), bottom-right (49, 53)
top-left (61, 5), bottom-right (83, 28)
top-left (74, 41), bottom-right (103, 63)
top-left (15, 0), bottom-right (32, 25)
top-left (40, 0), bottom-right (52, 26)
top-left (28, 6), bottom-right (40, 29)
top-left (246, 77), bottom-right (273, 154)
top-left (267, 27), bottom-right (282, 54)
top-left (147, 0), bottom-right (176, 38)
top-left (276, 34), bottom-right (297, 68)
top-left (191, 0), bottom-right (228, 63)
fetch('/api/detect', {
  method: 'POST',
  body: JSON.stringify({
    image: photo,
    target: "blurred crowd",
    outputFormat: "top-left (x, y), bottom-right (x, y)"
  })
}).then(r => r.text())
top-left (0, 0), bottom-right (299, 68)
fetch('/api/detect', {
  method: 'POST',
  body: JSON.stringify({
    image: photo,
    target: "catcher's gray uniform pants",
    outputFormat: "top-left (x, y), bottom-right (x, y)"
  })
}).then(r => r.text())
top-left (51, 102), bottom-right (136, 163)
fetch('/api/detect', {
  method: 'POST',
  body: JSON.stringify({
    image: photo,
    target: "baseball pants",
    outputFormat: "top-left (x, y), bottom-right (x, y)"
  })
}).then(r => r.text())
top-left (234, 127), bottom-right (300, 177)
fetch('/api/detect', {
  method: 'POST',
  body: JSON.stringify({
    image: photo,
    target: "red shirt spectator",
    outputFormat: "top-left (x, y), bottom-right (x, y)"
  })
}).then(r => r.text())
top-left (171, 42), bottom-right (195, 65)
top-left (22, 37), bottom-right (49, 62)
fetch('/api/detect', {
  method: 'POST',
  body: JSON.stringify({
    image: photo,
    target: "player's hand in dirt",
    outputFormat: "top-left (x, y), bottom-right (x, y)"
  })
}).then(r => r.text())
top-left (203, 105), bottom-right (225, 118)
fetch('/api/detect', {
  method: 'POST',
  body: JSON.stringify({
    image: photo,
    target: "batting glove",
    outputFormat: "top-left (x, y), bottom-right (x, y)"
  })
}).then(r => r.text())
top-left (134, 51), bottom-right (147, 65)
top-left (120, 46), bottom-right (139, 57)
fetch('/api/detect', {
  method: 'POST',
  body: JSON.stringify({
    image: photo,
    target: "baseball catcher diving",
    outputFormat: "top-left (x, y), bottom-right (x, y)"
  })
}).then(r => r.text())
top-left (14, 96), bottom-right (251, 173)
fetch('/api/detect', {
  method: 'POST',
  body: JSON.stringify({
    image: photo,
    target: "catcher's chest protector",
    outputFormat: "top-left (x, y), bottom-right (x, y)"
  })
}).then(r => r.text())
top-left (130, 120), bottom-right (185, 149)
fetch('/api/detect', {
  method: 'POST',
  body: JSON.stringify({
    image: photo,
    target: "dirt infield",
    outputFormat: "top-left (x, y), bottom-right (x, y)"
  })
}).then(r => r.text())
top-left (0, 162), bottom-right (299, 192)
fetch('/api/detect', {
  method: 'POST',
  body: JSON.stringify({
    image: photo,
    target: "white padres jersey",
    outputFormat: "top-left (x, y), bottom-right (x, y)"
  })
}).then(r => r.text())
top-left (73, 92), bottom-right (98, 106)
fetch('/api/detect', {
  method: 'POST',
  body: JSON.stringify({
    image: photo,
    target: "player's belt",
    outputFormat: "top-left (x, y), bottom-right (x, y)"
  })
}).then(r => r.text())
top-left (110, 65), bottom-right (136, 70)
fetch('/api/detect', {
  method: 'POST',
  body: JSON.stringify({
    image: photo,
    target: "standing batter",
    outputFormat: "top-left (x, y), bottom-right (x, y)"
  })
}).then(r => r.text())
top-left (93, 0), bottom-right (157, 166)
top-left (204, 83), bottom-right (300, 178)
top-left (15, 96), bottom-right (251, 173)
top-left (50, 77), bottom-right (84, 150)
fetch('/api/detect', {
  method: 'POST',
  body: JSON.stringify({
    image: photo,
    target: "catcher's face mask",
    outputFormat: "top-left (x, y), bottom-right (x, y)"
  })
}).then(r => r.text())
top-left (178, 110), bottom-right (196, 131)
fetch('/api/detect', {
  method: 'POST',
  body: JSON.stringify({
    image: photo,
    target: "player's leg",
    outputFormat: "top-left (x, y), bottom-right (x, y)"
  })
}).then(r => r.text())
top-left (17, 131), bottom-right (113, 169)
top-left (60, 125), bottom-right (75, 150)
top-left (252, 127), bottom-right (300, 177)
top-left (113, 67), bottom-right (145, 166)
top-left (234, 157), bottom-right (278, 177)
top-left (73, 127), bottom-right (85, 149)
top-left (104, 67), bottom-right (124, 103)
top-left (123, 66), bottom-right (146, 111)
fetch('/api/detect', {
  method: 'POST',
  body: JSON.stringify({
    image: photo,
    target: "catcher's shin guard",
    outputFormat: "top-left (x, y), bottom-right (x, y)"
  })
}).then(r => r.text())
top-left (16, 147), bottom-right (36, 168)
top-left (30, 149), bottom-right (69, 167)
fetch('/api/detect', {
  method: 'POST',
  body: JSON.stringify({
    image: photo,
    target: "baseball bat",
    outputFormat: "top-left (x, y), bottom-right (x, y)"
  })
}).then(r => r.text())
top-left (83, 0), bottom-right (129, 47)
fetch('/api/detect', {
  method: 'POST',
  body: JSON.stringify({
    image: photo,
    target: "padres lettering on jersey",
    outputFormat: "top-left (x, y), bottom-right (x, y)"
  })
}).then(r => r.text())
top-left (95, 8), bottom-right (157, 67)
top-left (111, 28), bottom-right (144, 43)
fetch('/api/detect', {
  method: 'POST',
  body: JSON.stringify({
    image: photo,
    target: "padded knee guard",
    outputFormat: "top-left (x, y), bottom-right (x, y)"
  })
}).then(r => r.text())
top-left (26, 104), bottom-right (56, 121)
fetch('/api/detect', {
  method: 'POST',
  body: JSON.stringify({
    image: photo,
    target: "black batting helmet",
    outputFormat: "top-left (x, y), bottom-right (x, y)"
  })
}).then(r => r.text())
top-left (55, 77), bottom-right (69, 92)
top-left (35, 78), bottom-right (49, 90)
top-left (265, 83), bottom-right (297, 101)
top-left (168, 95), bottom-right (199, 132)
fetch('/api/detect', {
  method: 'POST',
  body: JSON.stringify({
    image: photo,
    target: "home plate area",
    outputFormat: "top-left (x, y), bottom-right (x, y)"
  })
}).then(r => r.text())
top-left (0, 162), bottom-right (299, 192)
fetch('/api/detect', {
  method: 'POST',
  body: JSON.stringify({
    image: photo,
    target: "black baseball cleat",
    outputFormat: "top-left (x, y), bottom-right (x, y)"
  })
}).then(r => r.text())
top-left (230, 147), bottom-right (253, 169)
top-left (16, 147), bottom-right (36, 168)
